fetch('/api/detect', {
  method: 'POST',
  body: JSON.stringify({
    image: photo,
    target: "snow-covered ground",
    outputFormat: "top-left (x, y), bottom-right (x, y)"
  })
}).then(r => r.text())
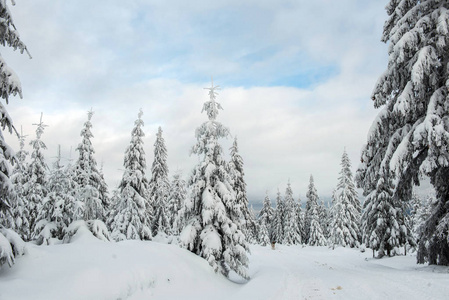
top-left (0, 231), bottom-right (447, 300)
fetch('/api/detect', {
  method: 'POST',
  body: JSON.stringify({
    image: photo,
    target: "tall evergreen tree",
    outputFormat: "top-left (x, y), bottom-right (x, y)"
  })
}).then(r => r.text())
top-left (329, 150), bottom-right (361, 248)
top-left (106, 188), bottom-right (120, 230)
top-left (356, 0), bottom-right (449, 265)
top-left (228, 137), bottom-right (257, 243)
top-left (305, 175), bottom-right (320, 243)
top-left (272, 189), bottom-right (285, 244)
top-left (64, 151), bottom-right (82, 223)
top-left (258, 192), bottom-right (275, 243)
top-left (24, 114), bottom-right (48, 240)
top-left (149, 126), bottom-right (170, 236)
top-left (179, 79), bottom-right (249, 279)
top-left (97, 162), bottom-right (110, 218)
top-left (0, 0), bottom-right (30, 267)
top-left (308, 202), bottom-right (327, 246)
top-left (296, 198), bottom-right (306, 242)
top-left (167, 171), bottom-right (186, 235)
top-left (258, 218), bottom-right (270, 246)
top-left (9, 127), bottom-right (29, 235)
top-left (361, 166), bottom-right (411, 257)
top-left (73, 109), bottom-right (105, 222)
top-left (318, 200), bottom-right (329, 238)
top-left (282, 182), bottom-right (302, 245)
top-left (415, 193), bottom-right (434, 262)
top-left (111, 110), bottom-right (152, 241)
top-left (35, 146), bottom-right (74, 244)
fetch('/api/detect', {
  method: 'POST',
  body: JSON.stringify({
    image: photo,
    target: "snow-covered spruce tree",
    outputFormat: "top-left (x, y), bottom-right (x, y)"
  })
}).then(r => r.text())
top-left (179, 80), bottom-right (249, 279)
top-left (110, 109), bottom-right (152, 241)
top-left (149, 126), bottom-right (170, 236)
top-left (258, 218), bottom-right (270, 246)
top-left (34, 146), bottom-right (75, 244)
top-left (106, 188), bottom-right (119, 230)
top-left (305, 175), bottom-right (326, 246)
top-left (409, 192), bottom-right (421, 239)
top-left (305, 175), bottom-right (320, 243)
top-left (296, 198), bottom-right (306, 242)
top-left (329, 150), bottom-right (361, 249)
top-left (356, 0), bottom-right (449, 265)
top-left (247, 205), bottom-right (259, 243)
top-left (415, 193), bottom-right (434, 262)
top-left (272, 189), bottom-right (285, 244)
top-left (228, 137), bottom-right (257, 243)
top-left (24, 114), bottom-right (48, 241)
top-left (168, 171), bottom-right (187, 235)
top-left (308, 201), bottom-right (327, 246)
top-left (73, 109), bottom-right (105, 222)
top-left (67, 110), bottom-right (110, 241)
top-left (318, 200), bottom-right (329, 238)
top-left (308, 211), bottom-right (327, 246)
top-left (258, 192), bottom-right (275, 244)
top-left (0, 0), bottom-right (30, 267)
top-left (411, 193), bottom-right (431, 241)
top-left (9, 127), bottom-right (29, 234)
top-left (361, 165), bottom-right (412, 257)
top-left (64, 152), bottom-right (82, 222)
top-left (282, 182), bottom-right (301, 245)
top-left (97, 162), bottom-right (110, 218)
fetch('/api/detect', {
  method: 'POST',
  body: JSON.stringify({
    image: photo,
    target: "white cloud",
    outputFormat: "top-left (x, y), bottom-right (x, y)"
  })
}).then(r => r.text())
top-left (2, 0), bottom-right (389, 204)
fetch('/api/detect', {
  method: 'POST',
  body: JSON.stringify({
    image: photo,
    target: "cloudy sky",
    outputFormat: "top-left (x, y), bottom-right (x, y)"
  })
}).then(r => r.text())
top-left (2, 0), bottom-right (389, 205)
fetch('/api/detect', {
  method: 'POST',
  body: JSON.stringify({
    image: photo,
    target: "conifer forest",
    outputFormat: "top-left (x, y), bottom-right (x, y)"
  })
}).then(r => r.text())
top-left (0, 1), bottom-right (448, 299)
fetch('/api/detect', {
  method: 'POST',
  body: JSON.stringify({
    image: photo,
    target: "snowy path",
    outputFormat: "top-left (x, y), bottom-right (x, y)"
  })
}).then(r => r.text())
top-left (0, 235), bottom-right (448, 300)
top-left (242, 245), bottom-right (448, 300)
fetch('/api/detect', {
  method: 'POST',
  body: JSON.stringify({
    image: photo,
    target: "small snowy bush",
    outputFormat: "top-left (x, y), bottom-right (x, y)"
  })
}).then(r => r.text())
top-left (0, 227), bottom-right (26, 267)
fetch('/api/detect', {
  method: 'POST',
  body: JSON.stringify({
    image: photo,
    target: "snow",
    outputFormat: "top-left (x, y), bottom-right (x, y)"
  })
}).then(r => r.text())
top-left (0, 232), bottom-right (14, 267)
top-left (1, 233), bottom-right (448, 300)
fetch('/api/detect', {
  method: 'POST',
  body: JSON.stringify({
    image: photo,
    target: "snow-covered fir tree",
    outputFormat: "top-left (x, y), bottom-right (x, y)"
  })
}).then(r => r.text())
top-left (258, 218), bottom-right (270, 246)
top-left (228, 137), bottom-right (257, 243)
top-left (329, 150), bottom-right (361, 248)
top-left (97, 162), bottom-right (110, 218)
top-left (296, 198), bottom-right (306, 242)
top-left (305, 175), bottom-right (320, 243)
top-left (272, 189), bottom-right (285, 244)
top-left (409, 192), bottom-right (421, 239)
top-left (167, 171), bottom-right (187, 235)
top-left (318, 200), bottom-right (329, 238)
top-left (179, 79), bottom-right (249, 279)
top-left (282, 182), bottom-right (302, 245)
top-left (34, 146), bottom-right (75, 244)
top-left (356, 0), bottom-right (449, 265)
top-left (361, 166), bottom-right (412, 257)
top-left (81, 159), bottom-right (102, 222)
top-left (24, 114), bottom-right (49, 240)
top-left (111, 109), bottom-right (152, 241)
top-left (106, 188), bottom-right (120, 230)
top-left (248, 205), bottom-right (259, 243)
top-left (64, 151), bottom-right (82, 223)
top-left (411, 192), bottom-right (431, 242)
top-left (415, 193), bottom-right (435, 263)
top-left (308, 201), bottom-right (327, 246)
top-left (0, 0), bottom-right (30, 267)
top-left (149, 126), bottom-right (170, 236)
top-left (258, 192), bottom-right (275, 244)
top-left (73, 109), bottom-right (105, 222)
top-left (9, 127), bottom-right (29, 235)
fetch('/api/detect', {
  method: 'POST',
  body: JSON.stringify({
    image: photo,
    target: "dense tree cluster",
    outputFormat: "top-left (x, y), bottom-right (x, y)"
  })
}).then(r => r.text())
top-left (0, 0), bottom-right (29, 267)
top-left (357, 0), bottom-right (449, 264)
top-left (3, 0), bottom-right (448, 276)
